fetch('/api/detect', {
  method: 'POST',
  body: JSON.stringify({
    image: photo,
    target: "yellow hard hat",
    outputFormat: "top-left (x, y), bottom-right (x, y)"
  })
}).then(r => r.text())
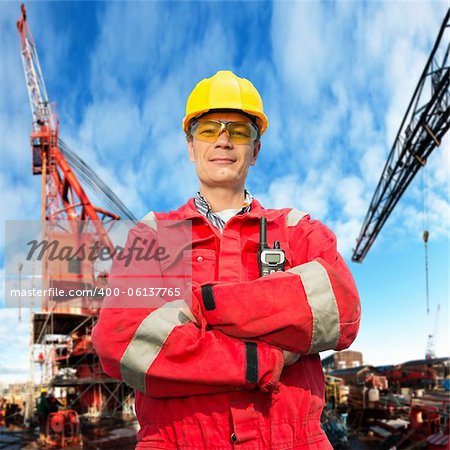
top-left (182, 70), bottom-right (269, 136)
top-left (41, 387), bottom-right (47, 394)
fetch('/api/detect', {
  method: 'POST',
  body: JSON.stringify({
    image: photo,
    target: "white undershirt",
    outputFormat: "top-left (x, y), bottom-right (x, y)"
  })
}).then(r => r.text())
top-left (215, 208), bottom-right (240, 226)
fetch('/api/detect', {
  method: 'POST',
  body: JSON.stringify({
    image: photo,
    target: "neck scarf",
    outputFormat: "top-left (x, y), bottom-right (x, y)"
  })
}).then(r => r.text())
top-left (194, 190), bottom-right (253, 232)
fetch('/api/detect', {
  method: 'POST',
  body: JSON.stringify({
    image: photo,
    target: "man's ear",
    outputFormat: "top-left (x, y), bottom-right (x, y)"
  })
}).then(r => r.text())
top-left (249, 140), bottom-right (261, 166)
top-left (187, 138), bottom-right (195, 162)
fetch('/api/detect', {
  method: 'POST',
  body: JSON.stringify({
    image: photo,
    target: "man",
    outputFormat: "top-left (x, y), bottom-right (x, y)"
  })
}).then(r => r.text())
top-left (36, 388), bottom-right (50, 442)
top-left (47, 391), bottom-right (63, 413)
top-left (92, 70), bottom-right (361, 449)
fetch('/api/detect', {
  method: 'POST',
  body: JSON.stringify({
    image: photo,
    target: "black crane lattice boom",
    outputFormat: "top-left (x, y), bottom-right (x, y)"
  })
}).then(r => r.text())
top-left (352, 9), bottom-right (450, 262)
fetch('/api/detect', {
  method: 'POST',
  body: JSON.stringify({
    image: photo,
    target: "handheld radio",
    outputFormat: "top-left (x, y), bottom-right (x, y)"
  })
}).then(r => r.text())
top-left (258, 217), bottom-right (285, 277)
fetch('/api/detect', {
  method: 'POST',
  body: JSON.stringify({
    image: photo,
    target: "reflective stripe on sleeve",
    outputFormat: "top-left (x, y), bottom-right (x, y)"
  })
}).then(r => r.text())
top-left (120, 300), bottom-right (193, 394)
top-left (288, 261), bottom-right (340, 353)
top-left (286, 209), bottom-right (308, 227)
top-left (140, 211), bottom-right (157, 231)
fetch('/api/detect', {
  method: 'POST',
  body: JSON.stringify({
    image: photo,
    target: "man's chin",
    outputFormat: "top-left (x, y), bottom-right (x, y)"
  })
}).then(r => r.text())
top-left (203, 176), bottom-right (242, 189)
top-left (208, 169), bottom-right (240, 183)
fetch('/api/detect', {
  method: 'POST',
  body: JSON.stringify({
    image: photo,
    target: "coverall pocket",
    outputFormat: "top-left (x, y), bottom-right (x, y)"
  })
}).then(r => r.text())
top-left (243, 239), bottom-right (260, 281)
top-left (183, 249), bottom-right (216, 285)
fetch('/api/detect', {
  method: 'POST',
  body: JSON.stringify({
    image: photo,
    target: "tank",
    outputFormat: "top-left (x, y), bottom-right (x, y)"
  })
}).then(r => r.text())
top-left (368, 387), bottom-right (379, 402)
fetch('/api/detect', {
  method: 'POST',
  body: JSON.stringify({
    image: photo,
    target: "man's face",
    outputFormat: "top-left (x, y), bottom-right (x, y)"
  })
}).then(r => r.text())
top-left (187, 111), bottom-right (261, 191)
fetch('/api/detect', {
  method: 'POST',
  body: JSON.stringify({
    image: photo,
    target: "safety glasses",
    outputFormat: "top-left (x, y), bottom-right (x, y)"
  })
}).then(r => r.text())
top-left (190, 119), bottom-right (259, 144)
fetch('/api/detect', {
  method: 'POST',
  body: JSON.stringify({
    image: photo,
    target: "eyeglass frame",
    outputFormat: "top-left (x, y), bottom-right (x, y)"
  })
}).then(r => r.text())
top-left (188, 118), bottom-right (261, 143)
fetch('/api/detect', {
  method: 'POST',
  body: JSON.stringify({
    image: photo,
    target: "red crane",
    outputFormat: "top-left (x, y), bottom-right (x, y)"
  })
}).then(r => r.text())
top-left (16, 4), bottom-right (138, 312)
top-left (16, 4), bottom-right (117, 246)
top-left (16, 4), bottom-right (135, 426)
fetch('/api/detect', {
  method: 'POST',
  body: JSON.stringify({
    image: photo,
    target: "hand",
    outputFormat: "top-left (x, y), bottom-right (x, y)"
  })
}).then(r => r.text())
top-left (282, 350), bottom-right (300, 366)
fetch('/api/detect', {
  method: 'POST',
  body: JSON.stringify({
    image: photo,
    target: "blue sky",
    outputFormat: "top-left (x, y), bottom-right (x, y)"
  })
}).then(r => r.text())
top-left (0, 1), bottom-right (448, 386)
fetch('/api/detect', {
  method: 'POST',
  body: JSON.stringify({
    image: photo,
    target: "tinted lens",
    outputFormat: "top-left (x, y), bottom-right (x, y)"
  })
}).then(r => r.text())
top-left (191, 120), bottom-right (258, 143)
top-left (192, 121), bottom-right (223, 142)
top-left (227, 122), bottom-right (258, 143)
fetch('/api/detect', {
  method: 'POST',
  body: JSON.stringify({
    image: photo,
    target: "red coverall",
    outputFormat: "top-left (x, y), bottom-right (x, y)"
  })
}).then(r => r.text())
top-left (92, 198), bottom-right (361, 449)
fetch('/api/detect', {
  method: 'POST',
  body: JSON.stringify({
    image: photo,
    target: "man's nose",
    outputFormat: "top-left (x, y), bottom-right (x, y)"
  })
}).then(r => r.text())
top-left (214, 130), bottom-right (233, 148)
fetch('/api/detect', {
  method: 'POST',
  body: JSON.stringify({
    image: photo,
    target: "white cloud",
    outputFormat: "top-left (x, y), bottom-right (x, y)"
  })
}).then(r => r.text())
top-left (0, 7), bottom-right (39, 180)
top-left (79, 97), bottom-right (147, 163)
top-left (269, 1), bottom-right (449, 260)
top-left (0, 267), bottom-right (32, 386)
top-left (335, 176), bottom-right (366, 218)
top-left (32, 2), bottom-right (233, 219)
top-left (427, 134), bottom-right (449, 189)
top-left (271, 2), bottom-right (335, 108)
top-left (256, 163), bottom-right (340, 220)
top-left (359, 144), bottom-right (387, 187)
top-left (71, 3), bottom-right (241, 212)
top-left (333, 218), bottom-right (364, 257)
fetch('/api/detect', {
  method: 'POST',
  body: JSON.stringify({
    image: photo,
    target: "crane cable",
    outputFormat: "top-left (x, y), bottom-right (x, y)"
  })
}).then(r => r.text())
top-left (58, 139), bottom-right (138, 223)
top-left (421, 167), bottom-right (430, 315)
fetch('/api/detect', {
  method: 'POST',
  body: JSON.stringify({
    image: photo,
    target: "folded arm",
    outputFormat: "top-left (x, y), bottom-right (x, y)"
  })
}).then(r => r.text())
top-left (92, 221), bottom-right (284, 398)
top-left (194, 214), bottom-right (361, 354)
